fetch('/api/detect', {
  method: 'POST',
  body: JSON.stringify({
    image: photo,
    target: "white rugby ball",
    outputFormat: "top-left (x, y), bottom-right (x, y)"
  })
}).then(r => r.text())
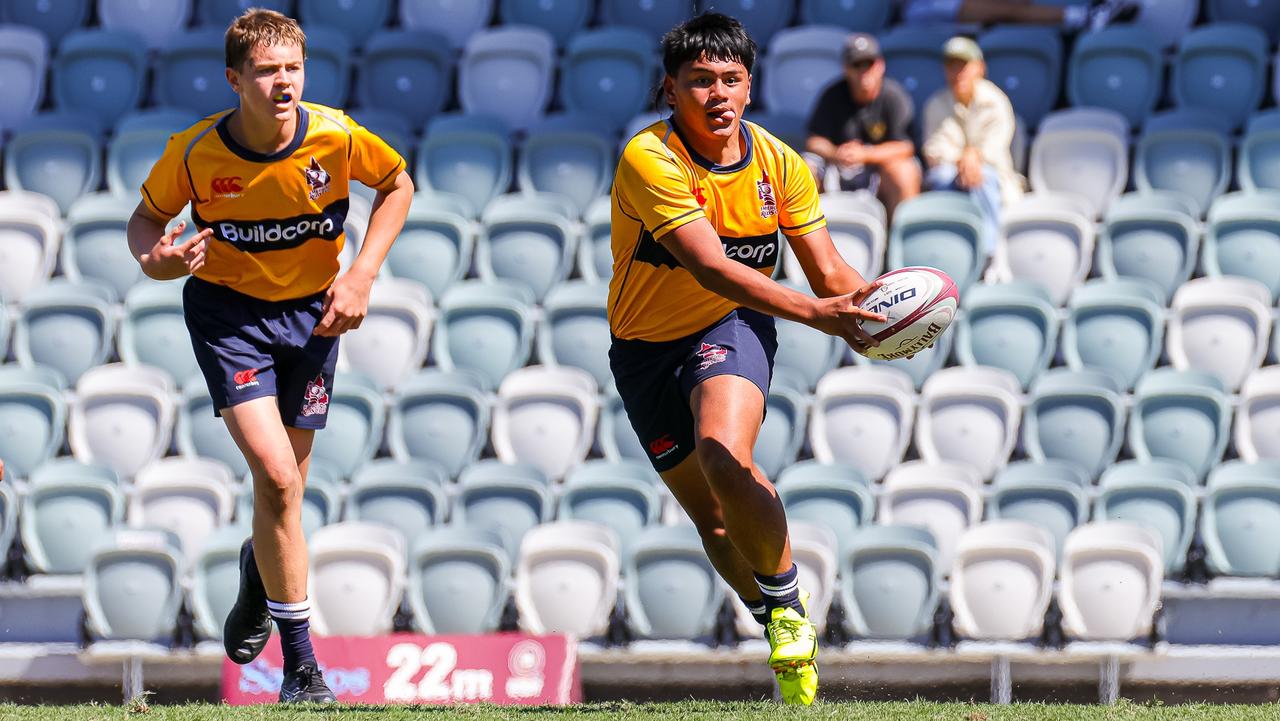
top-left (857, 266), bottom-right (959, 360)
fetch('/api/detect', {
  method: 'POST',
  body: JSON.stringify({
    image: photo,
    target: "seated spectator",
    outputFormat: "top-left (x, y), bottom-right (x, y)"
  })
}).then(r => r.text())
top-left (922, 36), bottom-right (1025, 253)
top-left (903, 0), bottom-right (1138, 31)
top-left (804, 33), bottom-right (921, 218)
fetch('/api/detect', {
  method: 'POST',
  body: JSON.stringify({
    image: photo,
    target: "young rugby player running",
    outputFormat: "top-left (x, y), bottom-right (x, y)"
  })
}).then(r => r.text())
top-left (126, 9), bottom-right (412, 703)
top-left (609, 13), bottom-right (886, 705)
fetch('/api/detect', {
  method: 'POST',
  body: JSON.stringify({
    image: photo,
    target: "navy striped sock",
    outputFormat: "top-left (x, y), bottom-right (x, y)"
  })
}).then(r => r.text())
top-left (267, 597), bottom-right (315, 671)
top-left (740, 595), bottom-right (769, 627)
top-left (754, 564), bottom-right (805, 617)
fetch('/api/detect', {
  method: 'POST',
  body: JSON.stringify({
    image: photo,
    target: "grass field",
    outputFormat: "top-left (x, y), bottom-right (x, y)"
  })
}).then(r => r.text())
top-left (0, 701), bottom-right (1277, 720)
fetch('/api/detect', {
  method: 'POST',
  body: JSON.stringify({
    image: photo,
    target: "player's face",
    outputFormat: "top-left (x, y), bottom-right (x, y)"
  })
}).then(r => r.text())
top-left (664, 54), bottom-right (751, 142)
top-left (228, 42), bottom-right (305, 123)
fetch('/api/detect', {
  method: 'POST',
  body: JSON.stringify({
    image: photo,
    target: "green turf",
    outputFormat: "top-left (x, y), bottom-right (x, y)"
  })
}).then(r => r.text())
top-left (0, 701), bottom-right (1276, 720)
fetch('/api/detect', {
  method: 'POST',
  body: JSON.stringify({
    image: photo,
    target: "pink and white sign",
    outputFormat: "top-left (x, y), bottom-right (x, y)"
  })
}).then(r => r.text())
top-left (221, 633), bottom-right (581, 705)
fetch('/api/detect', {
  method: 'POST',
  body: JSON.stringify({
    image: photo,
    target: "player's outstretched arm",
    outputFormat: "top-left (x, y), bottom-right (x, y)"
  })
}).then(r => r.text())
top-left (663, 217), bottom-right (884, 351)
top-left (786, 225), bottom-right (873, 298)
top-left (313, 170), bottom-right (414, 337)
top-left (126, 202), bottom-right (211, 281)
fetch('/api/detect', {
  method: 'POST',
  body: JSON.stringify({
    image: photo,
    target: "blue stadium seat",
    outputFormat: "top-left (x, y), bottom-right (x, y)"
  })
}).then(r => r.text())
top-left (1097, 191), bottom-right (1199, 303)
top-left (748, 111), bottom-right (807, 154)
top-left (1066, 26), bottom-right (1163, 129)
top-left (107, 108), bottom-right (201, 197)
top-left (518, 114), bottom-right (614, 216)
top-left (14, 280), bottom-right (115, 387)
top-left (408, 527), bottom-right (509, 634)
top-left (0, 365), bottom-right (67, 479)
top-left (119, 282), bottom-right (199, 384)
top-left (1238, 110), bottom-right (1280, 193)
top-left (479, 194), bottom-right (579, 302)
top-left (600, 0), bottom-right (694, 43)
top-left (384, 199), bottom-right (472, 300)
top-left (1029, 108), bottom-right (1129, 218)
top-left (887, 191), bottom-right (986, 294)
top-left (337, 278), bottom-right (434, 392)
top-left (154, 29), bottom-right (238, 118)
top-left (189, 526), bottom-right (246, 641)
top-left (357, 30), bottom-right (452, 129)
top-left (578, 196), bottom-right (613, 283)
top-left (60, 193), bottom-right (142, 299)
top-left (1172, 23), bottom-right (1269, 132)
top-left (598, 389), bottom-right (647, 463)
top-left (988, 460), bottom-right (1090, 560)
top-left (623, 524), bottom-right (724, 641)
top-left (1132, 0), bottom-right (1198, 49)
top-left (1128, 369), bottom-right (1232, 482)
top-left (1135, 109), bottom-right (1233, 217)
top-left (795, 190), bottom-right (886, 280)
top-left (839, 524), bottom-right (940, 640)
top-left (560, 460), bottom-right (662, 554)
top-left (345, 459), bottom-right (449, 554)
top-left (0, 0), bottom-right (89, 47)
top-left (1023, 369), bottom-right (1126, 482)
top-left (773, 282), bottom-right (842, 391)
top-left (1203, 191), bottom-right (1280, 302)
top-left (0, 191), bottom-right (64, 305)
top-left (756, 370), bottom-right (808, 481)
top-left (1206, 0), bottom-right (1280, 44)
top-left (453, 460), bottom-right (552, 559)
top-left (762, 25), bottom-right (849, 120)
top-left (799, 0), bottom-right (891, 32)
top-left (499, 0), bottom-right (592, 49)
top-left (312, 372), bottom-right (386, 478)
top-left (979, 26), bottom-right (1062, 129)
top-left (298, 25), bottom-right (350, 108)
top-left (400, 0), bottom-right (492, 51)
top-left (348, 109), bottom-right (414, 205)
top-left (777, 461), bottom-right (875, 551)
top-left (697, 0), bottom-right (793, 46)
top-left (459, 27), bottom-right (556, 132)
top-left (22, 463), bottom-right (125, 573)
top-left (1095, 459), bottom-right (1198, 575)
top-left (52, 29), bottom-right (146, 127)
top-left (432, 280), bottom-right (535, 391)
top-left (98, 0), bottom-right (192, 50)
top-left (196, 0), bottom-right (293, 27)
top-left (879, 26), bottom-right (954, 132)
top-left (537, 280), bottom-right (611, 389)
top-left (955, 282), bottom-right (1058, 391)
top-left (0, 25), bottom-right (47, 131)
top-left (993, 193), bottom-right (1095, 306)
top-left (415, 113), bottom-right (512, 218)
top-left (176, 376), bottom-right (246, 477)
top-left (1062, 279), bottom-right (1164, 393)
top-left (1201, 460), bottom-right (1280, 577)
top-left (297, 0), bottom-right (390, 49)
top-left (388, 369), bottom-right (489, 480)
top-left (4, 114), bottom-right (102, 215)
top-left (559, 27), bottom-right (656, 134)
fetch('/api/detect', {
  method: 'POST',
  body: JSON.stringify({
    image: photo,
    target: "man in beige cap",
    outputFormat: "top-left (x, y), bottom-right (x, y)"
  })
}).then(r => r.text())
top-left (922, 36), bottom-right (1023, 254)
top-left (804, 32), bottom-right (919, 218)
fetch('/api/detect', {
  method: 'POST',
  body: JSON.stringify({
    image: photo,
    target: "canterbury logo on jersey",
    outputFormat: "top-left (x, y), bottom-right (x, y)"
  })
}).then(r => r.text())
top-left (194, 198), bottom-right (348, 253)
top-left (635, 230), bottom-right (779, 270)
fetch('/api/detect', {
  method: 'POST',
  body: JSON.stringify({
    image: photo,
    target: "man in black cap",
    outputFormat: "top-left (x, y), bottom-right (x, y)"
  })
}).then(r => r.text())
top-left (804, 33), bottom-right (919, 218)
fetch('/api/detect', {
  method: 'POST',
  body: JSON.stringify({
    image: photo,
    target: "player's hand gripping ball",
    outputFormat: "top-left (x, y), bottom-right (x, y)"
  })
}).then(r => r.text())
top-left (855, 267), bottom-right (959, 360)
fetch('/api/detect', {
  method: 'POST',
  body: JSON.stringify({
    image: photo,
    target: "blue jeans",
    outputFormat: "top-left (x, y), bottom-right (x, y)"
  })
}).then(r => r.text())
top-left (926, 164), bottom-right (1001, 256)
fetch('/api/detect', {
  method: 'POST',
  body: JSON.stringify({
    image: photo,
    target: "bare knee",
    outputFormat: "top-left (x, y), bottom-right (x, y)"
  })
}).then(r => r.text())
top-left (251, 459), bottom-right (304, 519)
top-left (696, 440), bottom-right (756, 496)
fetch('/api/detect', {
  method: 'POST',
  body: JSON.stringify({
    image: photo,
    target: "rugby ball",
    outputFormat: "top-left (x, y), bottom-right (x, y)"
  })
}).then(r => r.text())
top-left (856, 266), bottom-right (959, 360)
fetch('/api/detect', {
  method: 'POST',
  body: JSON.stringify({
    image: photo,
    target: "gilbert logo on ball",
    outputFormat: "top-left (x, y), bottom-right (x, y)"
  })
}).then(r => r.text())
top-left (857, 266), bottom-right (959, 360)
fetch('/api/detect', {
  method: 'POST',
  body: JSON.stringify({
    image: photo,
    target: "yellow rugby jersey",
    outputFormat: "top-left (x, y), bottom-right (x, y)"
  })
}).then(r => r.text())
top-left (140, 101), bottom-right (405, 301)
top-left (608, 118), bottom-right (826, 341)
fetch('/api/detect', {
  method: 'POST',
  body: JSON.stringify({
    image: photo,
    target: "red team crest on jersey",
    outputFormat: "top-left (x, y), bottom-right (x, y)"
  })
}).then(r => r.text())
top-left (303, 157), bottom-right (331, 201)
top-left (695, 343), bottom-right (728, 371)
top-left (757, 173), bottom-right (777, 219)
top-left (301, 376), bottom-right (330, 416)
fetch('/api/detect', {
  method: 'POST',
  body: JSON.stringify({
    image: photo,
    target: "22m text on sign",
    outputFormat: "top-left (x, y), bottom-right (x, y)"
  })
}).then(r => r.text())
top-left (222, 633), bottom-right (581, 705)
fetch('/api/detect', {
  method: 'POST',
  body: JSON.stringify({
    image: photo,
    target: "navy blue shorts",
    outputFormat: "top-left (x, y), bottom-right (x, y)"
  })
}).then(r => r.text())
top-left (609, 308), bottom-right (777, 473)
top-left (183, 276), bottom-right (339, 429)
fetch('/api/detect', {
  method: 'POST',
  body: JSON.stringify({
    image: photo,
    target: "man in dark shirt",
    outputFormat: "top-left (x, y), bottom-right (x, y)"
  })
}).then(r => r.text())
top-left (804, 33), bottom-right (920, 218)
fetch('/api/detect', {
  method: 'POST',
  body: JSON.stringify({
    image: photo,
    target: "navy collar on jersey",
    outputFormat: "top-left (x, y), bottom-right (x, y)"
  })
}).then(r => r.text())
top-left (668, 116), bottom-right (754, 174)
top-left (216, 105), bottom-right (309, 163)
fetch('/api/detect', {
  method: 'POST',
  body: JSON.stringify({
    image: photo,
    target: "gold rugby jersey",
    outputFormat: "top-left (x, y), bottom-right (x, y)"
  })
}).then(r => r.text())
top-left (608, 118), bottom-right (826, 341)
top-left (141, 101), bottom-right (405, 301)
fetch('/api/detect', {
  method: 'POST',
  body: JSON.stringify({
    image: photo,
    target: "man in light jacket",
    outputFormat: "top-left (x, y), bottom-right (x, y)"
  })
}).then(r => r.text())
top-left (922, 36), bottom-right (1025, 253)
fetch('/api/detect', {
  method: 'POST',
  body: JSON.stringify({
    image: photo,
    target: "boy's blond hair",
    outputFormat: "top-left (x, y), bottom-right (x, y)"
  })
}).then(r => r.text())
top-left (225, 8), bottom-right (307, 70)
